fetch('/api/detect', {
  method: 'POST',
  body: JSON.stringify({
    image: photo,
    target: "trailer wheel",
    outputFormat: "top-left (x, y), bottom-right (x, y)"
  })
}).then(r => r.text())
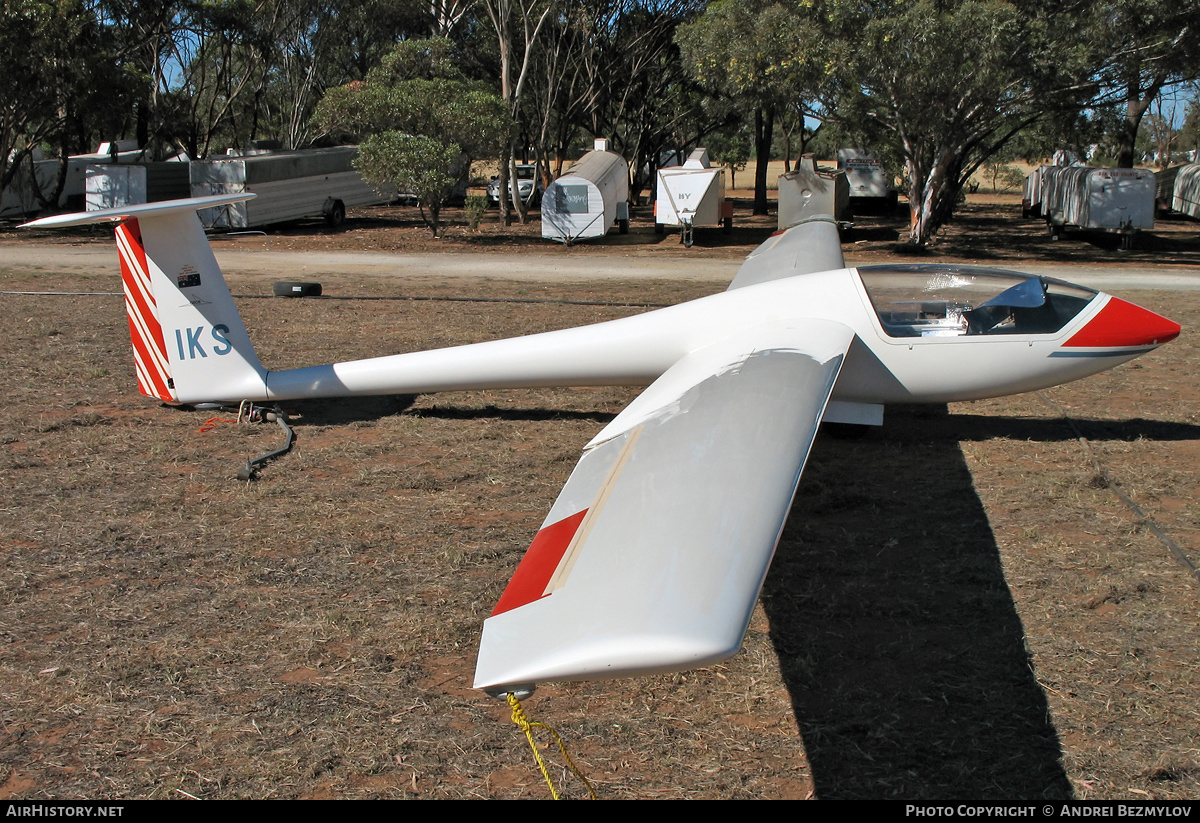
top-left (273, 281), bottom-right (323, 298)
top-left (618, 219), bottom-right (629, 234)
top-left (324, 199), bottom-right (346, 227)
top-left (723, 216), bottom-right (732, 232)
top-left (654, 222), bottom-right (664, 235)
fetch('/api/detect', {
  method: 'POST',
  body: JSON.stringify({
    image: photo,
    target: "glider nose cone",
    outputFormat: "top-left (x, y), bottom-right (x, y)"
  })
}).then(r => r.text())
top-left (1065, 296), bottom-right (1180, 348)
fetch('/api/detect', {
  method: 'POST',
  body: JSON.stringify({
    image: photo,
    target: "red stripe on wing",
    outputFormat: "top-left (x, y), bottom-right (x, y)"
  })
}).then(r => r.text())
top-left (491, 509), bottom-right (588, 616)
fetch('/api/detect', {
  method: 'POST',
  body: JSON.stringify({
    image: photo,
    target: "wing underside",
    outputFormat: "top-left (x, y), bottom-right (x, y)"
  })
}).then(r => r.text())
top-left (474, 320), bottom-right (855, 693)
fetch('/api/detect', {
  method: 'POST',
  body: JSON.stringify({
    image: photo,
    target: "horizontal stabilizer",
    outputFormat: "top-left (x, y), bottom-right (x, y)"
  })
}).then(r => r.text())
top-left (727, 216), bottom-right (845, 290)
top-left (20, 193), bottom-right (255, 229)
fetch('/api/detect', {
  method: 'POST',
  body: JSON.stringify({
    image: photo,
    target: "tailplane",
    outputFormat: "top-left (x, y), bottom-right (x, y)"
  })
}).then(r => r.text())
top-left (22, 195), bottom-right (269, 405)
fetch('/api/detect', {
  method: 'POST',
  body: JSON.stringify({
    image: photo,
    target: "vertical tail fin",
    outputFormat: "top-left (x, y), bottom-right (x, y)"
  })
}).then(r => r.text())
top-left (22, 195), bottom-right (269, 405)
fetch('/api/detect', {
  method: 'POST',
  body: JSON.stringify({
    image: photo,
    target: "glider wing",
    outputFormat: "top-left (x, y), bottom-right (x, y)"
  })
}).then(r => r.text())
top-left (474, 319), bottom-right (855, 694)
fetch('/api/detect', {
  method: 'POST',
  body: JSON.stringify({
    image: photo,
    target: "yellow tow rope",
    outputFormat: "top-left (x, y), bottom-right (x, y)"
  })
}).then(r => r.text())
top-left (505, 692), bottom-right (597, 800)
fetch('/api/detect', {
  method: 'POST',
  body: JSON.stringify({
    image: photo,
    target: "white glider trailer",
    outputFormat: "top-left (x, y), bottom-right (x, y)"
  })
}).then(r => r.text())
top-left (777, 154), bottom-right (849, 229)
top-left (189, 146), bottom-right (392, 229)
top-left (653, 148), bottom-right (732, 247)
top-left (85, 161), bottom-right (191, 211)
top-left (836, 148), bottom-right (897, 213)
top-left (1038, 165), bottom-right (1155, 249)
top-left (2, 140), bottom-right (147, 217)
top-left (541, 138), bottom-right (630, 244)
top-left (1022, 165), bottom-right (1045, 217)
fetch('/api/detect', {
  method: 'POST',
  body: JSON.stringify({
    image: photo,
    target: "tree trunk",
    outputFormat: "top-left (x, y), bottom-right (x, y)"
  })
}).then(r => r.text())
top-left (1116, 78), bottom-right (1162, 169)
top-left (509, 154), bottom-right (529, 223)
top-left (753, 107), bottom-right (774, 216)
top-left (906, 151), bottom-right (963, 246)
top-left (497, 148), bottom-right (512, 226)
top-left (1117, 101), bottom-right (1150, 169)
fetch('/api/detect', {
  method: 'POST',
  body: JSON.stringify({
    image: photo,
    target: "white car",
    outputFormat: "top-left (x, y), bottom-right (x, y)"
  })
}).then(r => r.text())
top-left (487, 164), bottom-right (544, 207)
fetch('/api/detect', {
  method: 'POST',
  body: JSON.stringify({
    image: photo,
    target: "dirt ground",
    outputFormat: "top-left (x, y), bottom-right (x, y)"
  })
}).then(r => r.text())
top-left (1, 194), bottom-right (1199, 800)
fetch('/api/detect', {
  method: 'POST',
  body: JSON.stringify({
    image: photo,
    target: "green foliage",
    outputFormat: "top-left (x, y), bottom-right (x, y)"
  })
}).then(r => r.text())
top-left (1084, 0), bottom-right (1200, 166)
top-left (1, 1), bottom-right (133, 197)
top-left (317, 78), bottom-right (509, 158)
top-left (1180, 90), bottom-right (1200, 157)
top-left (464, 194), bottom-right (488, 230)
top-left (677, 0), bottom-right (827, 109)
top-left (677, 0), bottom-right (830, 210)
top-left (824, 0), bottom-right (1100, 244)
top-left (315, 36), bottom-right (509, 157)
top-left (358, 133), bottom-right (462, 206)
top-left (1008, 106), bottom-right (1124, 163)
top-left (982, 161), bottom-right (1027, 192)
top-left (705, 122), bottom-right (752, 173)
top-left (315, 36), bottom-right (510, 235)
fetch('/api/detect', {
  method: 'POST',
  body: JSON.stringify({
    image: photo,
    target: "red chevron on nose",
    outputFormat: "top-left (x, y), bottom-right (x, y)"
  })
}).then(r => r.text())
top-left (1065, 297), bottom-right (1180, 348)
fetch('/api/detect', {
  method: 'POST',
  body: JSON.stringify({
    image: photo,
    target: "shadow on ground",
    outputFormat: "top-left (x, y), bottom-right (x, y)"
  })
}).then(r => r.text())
top-left (765, 405), bottom-right (1074, 799)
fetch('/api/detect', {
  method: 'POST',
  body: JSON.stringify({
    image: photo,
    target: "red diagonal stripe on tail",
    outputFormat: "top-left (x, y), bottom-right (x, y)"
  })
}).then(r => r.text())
top-left (115, 219), bottom-right (174, 402)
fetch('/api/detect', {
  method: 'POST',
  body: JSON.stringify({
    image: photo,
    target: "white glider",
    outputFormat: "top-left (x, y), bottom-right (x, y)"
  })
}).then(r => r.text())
top-left (23, 194), bottom-right (1180, 696)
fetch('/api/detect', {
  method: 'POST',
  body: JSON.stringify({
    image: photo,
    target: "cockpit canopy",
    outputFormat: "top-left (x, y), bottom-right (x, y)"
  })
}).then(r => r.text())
top-left (857, 265), bottom-right (1098, 338)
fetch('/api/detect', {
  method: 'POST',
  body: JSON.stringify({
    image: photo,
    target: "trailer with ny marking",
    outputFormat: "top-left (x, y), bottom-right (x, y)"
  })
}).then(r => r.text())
top-left (653, 148), bottom-right (731, 247)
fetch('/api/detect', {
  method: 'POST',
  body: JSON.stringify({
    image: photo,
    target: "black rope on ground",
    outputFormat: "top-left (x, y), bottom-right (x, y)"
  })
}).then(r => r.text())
top-left (1036, 390), bottom-right (1200, 584)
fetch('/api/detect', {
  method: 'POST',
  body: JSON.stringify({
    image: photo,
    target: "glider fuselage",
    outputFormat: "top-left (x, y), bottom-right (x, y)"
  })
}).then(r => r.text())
top-left (261, 266), bottom-right (1176, 409)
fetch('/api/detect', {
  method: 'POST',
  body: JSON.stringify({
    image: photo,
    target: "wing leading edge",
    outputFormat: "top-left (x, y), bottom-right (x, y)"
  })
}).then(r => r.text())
top-left (474, 320), bottom-right (856, 694)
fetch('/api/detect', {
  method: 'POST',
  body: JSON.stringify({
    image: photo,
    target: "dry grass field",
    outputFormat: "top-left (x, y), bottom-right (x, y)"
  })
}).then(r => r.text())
top-left (1, 197), bottom-right (1199, 799)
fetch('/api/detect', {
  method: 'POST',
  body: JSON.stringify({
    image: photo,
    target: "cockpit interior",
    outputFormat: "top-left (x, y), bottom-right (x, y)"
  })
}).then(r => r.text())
top-left (857, 265), bottom-right (1098, 338)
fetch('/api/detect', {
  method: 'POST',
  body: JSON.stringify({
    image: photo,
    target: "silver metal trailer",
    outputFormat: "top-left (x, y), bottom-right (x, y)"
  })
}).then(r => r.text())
top-left (777, 155), bottom-right (849, 229)
top-left (1166, 163), bottom-right (1200, 220)
top-left (1022, 165), bottom-right (1045, 218)
top-left (836, 148), bottom-right (897, 213)
top-left (541, 139), bottom-right (630, 244)
top-left (653, 148), bottom-right (731, 247)
top-left (1039, 165), bottom-right (1155, 249)
top-left (190, 146), bottom-right (392, 229)
top-left (85, 161), bottom-right (191, 210)
top-left (1154, 164), bottom-right (1181, 213)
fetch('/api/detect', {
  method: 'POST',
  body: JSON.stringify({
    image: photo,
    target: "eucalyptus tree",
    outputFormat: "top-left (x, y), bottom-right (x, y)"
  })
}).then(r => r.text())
top-left (677, 0), bottom-right (830, 214)
top-left (583, 0), bottom-right (711, 199)
top-left (314, 37), bottom-right (509, 236)
top-left (824, 0), bottom-right (1097, 246)
top-left (1, 1), bottom-right (130, 205)
top-left (248, 0), bottom-right (428, 151)
top-left (479, 0), bottom-right (556, 224)
top-left (1083, 1), bottom-right (1200, 167)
